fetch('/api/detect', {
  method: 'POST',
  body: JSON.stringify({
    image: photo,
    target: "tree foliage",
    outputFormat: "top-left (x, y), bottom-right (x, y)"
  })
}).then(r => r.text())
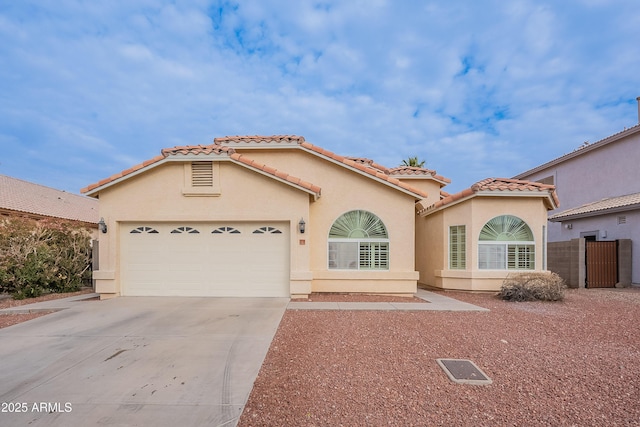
top-left (401, 156), bottom-right (426, 168)
top-left (0, 216), bottom-right (93, 299)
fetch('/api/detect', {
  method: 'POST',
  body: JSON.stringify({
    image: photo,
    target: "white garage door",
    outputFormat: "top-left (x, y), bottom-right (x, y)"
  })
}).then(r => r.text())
top-left (120, 222), bottom-right (290, 297)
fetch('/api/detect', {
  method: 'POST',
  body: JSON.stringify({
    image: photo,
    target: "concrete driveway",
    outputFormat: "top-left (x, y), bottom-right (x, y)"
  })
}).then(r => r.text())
top-left (0, 295), bottom-right (288, 427)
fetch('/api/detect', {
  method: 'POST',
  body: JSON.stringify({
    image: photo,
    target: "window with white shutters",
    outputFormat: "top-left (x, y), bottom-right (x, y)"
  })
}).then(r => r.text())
top-left (449, 225), bottom-right (466, 269)
top-left (478, 215), bottom-right (535, 270)
top-left (328, 210), bottom-right (389, 270)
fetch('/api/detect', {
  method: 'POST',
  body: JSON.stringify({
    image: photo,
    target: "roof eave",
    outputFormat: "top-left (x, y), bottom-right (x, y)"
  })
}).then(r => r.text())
top-left (228, 157), bottom-right (321, 201)
top-left (514, 124), bottom-right (640, 179)
top-left (298, 145), bottom-right (427, 200)
top-left (419, 189), bottom-right (557, 217)
top-left (83, 154), bottom-right (321, 201)
top-left (418, 193), bottom-right (475, 217)
top-left (0, 207), bottom-right (99, 227)
top-left (473, 190), bottom-right (559, 210)
top-left (549, 203), bottom-right (640, 222)
top-left (393, 174), bottom-right (451, 186)
top-left (82, 156), bottom-right (194, 197)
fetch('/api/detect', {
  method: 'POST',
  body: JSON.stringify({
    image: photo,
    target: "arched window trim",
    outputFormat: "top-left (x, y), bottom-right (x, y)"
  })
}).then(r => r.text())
top-left (478, 215), bottom-right (535, 270)
top-left (479, 215), bottom-right (534, 241)
top-left (329, 210), bottom-right (388, 239)
top-left (328, 210), bottom-right (390, 270)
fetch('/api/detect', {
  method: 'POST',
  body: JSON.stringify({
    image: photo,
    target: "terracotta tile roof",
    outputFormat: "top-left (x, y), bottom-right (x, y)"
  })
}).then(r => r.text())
top-left (214, 135), bottom-right (305, 145)
top-left (161, 144), bottom-right (231, 156)
top-left (388, 166), bottom-right (451, 185)
top-left (472, 177), bottom-right (558, 200)
top-left (1, 175), bottom-right (99, 224)
top-left (418, 178), bottom-right (559, 215)
top-left (83, 135), bottom-right (440, 200)
top-left (81, 143), bottom-right (322, 198)
top-left (549, 192), bottom-right (640, 221)
top-left (345, 157), bottom-right (390, 174)
top-left (81, 154), bottom-right (167, 194)
top-left (216, 135), bottom-right (433, 199)
top-left (388, 166), bottom-right (433, 176)
top-left (228, 151), bottom-right (322, 196)
top-left (298, 141), bottom-right (429, 199)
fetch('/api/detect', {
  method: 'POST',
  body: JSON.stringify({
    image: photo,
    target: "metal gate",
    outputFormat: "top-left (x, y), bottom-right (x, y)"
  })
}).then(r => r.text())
top-left (585, 240), bottom-right (618, 288)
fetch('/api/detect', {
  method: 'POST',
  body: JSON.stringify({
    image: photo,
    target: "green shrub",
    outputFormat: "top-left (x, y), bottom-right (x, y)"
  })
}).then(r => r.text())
top-left (0, 216), bottom-right (92, 298)
top-left (498, 272), bottom-right (566, 302)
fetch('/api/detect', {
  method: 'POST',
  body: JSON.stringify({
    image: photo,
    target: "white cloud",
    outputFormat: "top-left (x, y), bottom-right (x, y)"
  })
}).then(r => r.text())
top-left (0, 0), bottom-right (639, 193)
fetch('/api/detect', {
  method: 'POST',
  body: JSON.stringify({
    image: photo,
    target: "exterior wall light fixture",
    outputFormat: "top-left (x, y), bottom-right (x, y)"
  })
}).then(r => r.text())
top-left (298, 218), bottom-right (306, 234)
top-left (98, 217), bottom-right (108, 234)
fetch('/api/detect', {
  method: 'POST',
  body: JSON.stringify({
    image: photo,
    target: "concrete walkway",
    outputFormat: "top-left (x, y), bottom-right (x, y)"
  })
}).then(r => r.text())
top-left (1, 289), bottom-right (490, 316)
top-left (287, 289), bottom-right (489, 311)
top-left (0, 292), bottom-right (101, 313)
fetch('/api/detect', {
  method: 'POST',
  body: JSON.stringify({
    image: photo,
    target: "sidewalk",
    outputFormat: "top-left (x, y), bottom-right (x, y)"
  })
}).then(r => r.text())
top-left (287, 289), bottom-right (489, 311)
top-left (1, 289), bottom-right (490, 314)
top-left (0, 293), bottom-right (100, 314)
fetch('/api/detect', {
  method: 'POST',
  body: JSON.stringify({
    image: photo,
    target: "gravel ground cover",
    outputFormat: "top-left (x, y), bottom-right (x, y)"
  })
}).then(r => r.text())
top-left (0, 311), bottom-right (53, 329)
top-left (240, 288), bottom-right (640, 426)
top-left (0, 289), bottom-right (93, 329)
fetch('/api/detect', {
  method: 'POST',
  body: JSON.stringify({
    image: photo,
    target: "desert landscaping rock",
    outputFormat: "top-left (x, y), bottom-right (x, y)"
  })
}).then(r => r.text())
top-left (0, 311), bottom-right (53, 328)
top-left (239, 288), bottom-right (640, 426)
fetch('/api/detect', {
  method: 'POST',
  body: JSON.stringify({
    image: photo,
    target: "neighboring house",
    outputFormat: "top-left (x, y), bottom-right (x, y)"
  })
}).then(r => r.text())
top-left (0, 174), bottom-right (99, 230)
top-left (82, 135), bottom-right (557, 299)
top-left (514, 123), bottom-right (640, 285)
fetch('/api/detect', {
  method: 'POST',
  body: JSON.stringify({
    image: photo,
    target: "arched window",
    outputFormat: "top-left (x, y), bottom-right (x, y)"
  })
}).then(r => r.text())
top-left (478, 215), bottom-right (535, 270)
top-left (328, 210), bottom-right (389, 270)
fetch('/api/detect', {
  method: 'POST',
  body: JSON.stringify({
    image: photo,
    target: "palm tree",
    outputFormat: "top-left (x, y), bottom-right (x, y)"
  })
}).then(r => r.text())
top-left (401, 156), bottom-right (426, 168)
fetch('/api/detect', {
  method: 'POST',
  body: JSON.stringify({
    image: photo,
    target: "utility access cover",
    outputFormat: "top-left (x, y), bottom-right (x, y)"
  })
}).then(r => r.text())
top-left (436, 359), bottom-right (492, 385)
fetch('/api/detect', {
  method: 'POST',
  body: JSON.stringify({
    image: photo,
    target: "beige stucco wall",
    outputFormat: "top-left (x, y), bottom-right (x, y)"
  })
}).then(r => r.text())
top-left (418, 195), bottom-right (551, 291)
top-left (93, 159), bottom-right (311, 298)
top-left (231, 148), bottom-right (420, 294)
top-left (415, 207), bottom-right (444, 287)
top-left (93, 147), bottom-right (423, 297)
top-left (394, 178), bottom-right (442, 208)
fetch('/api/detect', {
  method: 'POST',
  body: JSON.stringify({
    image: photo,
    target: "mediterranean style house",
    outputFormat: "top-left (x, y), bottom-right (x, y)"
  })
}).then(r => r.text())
top-left (514, 123), bottom-right (640, 285)
top-left (82, 135), bottom-right (558, 299)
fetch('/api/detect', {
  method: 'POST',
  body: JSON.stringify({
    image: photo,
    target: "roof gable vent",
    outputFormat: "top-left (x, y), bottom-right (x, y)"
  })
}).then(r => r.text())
top-left (191, 162), bottom-right (213, 187)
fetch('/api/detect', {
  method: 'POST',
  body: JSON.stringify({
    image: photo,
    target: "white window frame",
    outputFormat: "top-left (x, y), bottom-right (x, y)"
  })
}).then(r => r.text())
top-left (478, 242), bottom-right (535, 270)
top-left (328, 238), bottom-right (389, 270)
top-left (478, 215), bottom-right (535, 271)
top-left (327, 210), bottom-right (390, 271)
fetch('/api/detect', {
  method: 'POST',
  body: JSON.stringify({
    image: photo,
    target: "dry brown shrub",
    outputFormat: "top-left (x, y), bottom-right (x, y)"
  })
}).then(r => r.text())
top-left (0, 216), bottom-right (92, 299)
top-left (498, 272), bottom-right (566, 302)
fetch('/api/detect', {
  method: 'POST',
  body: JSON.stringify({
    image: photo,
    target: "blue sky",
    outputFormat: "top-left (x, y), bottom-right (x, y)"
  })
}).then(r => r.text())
top-left (1, 0), bottom-right (639, 194)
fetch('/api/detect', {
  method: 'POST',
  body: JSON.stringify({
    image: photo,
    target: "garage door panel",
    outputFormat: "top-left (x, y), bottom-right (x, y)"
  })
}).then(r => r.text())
top-left (121, 222), bottom-right (289, 297)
